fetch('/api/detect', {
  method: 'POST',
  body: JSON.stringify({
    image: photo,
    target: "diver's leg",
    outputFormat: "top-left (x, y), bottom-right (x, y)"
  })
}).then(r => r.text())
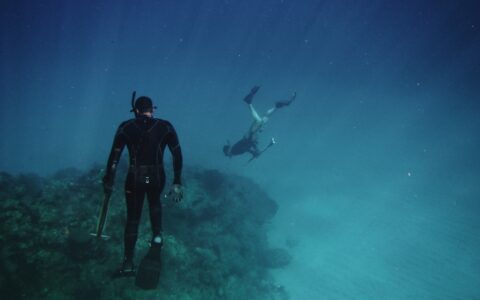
top-left (124, 173), bottom-right (145, 268)
top-left (146, 175), bottom-right (166, 243)
top-left (264, 91), bottom-right (296, 118)
top-left (249, 104), bottom-right (262, 122)
top-left (265, 107), bottom-right (277, 117)
top-left (135, 181), bottom-right (164, 289)
top-left (243, 85), bottom-right (260, 104)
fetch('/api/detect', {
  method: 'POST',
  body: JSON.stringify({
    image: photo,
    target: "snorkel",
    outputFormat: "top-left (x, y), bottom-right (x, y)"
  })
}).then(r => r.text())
top-left (130, 91), bottom-right (137, 117)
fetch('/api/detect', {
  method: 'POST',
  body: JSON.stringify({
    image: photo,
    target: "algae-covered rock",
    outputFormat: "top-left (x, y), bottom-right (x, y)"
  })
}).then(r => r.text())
top-left (0, 165), bottom-right (291, 299)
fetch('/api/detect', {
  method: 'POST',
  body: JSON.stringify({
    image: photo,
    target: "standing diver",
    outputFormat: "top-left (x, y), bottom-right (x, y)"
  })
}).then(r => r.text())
top-left (102, 93), bottom-right (183, 286)
top-left (223, 86), bottom-right (296, 162)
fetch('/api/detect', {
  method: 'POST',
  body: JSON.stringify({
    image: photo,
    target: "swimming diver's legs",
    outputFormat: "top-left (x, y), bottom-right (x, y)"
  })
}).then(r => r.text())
top-left (265, 106), bottom-right (277, 117)
top-left (244, 86), bottom-right (262, 122)
top-left (249, 104), bottom-right (262, 122)
top-left (265, 92), bottom-right (296, 117)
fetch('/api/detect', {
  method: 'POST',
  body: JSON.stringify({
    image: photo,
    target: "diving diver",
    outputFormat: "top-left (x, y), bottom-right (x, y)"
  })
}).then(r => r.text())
top-left (102, 93), bottom-right (183, 283)
top-left (223, 86), bottom-right (296, 162)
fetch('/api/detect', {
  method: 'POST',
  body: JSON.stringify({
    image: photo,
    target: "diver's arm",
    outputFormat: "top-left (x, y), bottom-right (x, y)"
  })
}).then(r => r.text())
top-left (103, 123), bottom-right (127, 191)
top-left (166, 123), bottom-right (183, 185)
top-left (248, 148), bottom-right (259, 158)
top-left (164, 123), bottom-right (183, 202)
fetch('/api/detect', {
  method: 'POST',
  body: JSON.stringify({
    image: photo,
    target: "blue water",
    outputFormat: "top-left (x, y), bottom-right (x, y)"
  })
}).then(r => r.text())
top-left (1, 0), bottom-right (480, 298)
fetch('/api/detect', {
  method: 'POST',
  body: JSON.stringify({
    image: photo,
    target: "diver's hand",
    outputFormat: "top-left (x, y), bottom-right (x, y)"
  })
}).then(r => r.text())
top-left (166, 184), bottom-right (183, 203)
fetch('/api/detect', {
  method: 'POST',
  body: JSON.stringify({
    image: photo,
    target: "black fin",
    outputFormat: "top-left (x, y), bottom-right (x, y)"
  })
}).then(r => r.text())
top-left (135, 244), bottom-right (162, 289)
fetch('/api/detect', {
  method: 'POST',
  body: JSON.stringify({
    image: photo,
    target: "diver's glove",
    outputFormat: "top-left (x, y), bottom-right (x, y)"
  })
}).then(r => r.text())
top-left (102, 175), bottom-right (114, 195)
top-left (165, 184), bottom-right (183, 203)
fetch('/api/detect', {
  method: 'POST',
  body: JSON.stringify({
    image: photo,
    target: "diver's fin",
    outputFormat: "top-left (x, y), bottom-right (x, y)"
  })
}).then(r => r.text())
top-left (135, 243), bottom-right (162, 289)
top-left (243, 86), bottom-right (260, 104)
top-left (275, 91), bottom-right (296, 108)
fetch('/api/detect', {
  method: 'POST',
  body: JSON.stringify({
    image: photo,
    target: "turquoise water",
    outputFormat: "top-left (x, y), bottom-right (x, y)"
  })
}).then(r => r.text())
top-left (1, 0), bottom-right (479, 298)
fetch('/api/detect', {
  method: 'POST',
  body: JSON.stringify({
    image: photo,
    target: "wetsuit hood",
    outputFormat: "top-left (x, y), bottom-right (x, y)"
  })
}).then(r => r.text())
top-left (129, 91), bottom-right (157, 116)
top-left (223, 144), bottom-right (231, 157)
top-left (134, 96), bottom-right (157, 113)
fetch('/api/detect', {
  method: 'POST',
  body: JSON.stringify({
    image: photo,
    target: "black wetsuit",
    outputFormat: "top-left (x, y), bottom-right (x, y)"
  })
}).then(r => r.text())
top-left (104, 115), bottom-right (182, 261)
top-left (230, 134), bottom-right (259, 157)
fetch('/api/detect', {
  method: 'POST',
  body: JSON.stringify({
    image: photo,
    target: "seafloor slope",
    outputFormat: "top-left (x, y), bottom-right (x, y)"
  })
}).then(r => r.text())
top-left (0, 164), bottom-right (291, 299)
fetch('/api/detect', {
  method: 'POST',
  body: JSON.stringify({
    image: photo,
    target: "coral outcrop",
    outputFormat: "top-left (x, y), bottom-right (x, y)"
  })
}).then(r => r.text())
top-left (0, 165), bottom-right (290, 299)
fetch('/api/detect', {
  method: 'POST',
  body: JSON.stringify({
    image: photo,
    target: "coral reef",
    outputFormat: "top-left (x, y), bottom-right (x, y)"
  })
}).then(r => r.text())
top-left (0, 165), bottom-right (290, 299)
